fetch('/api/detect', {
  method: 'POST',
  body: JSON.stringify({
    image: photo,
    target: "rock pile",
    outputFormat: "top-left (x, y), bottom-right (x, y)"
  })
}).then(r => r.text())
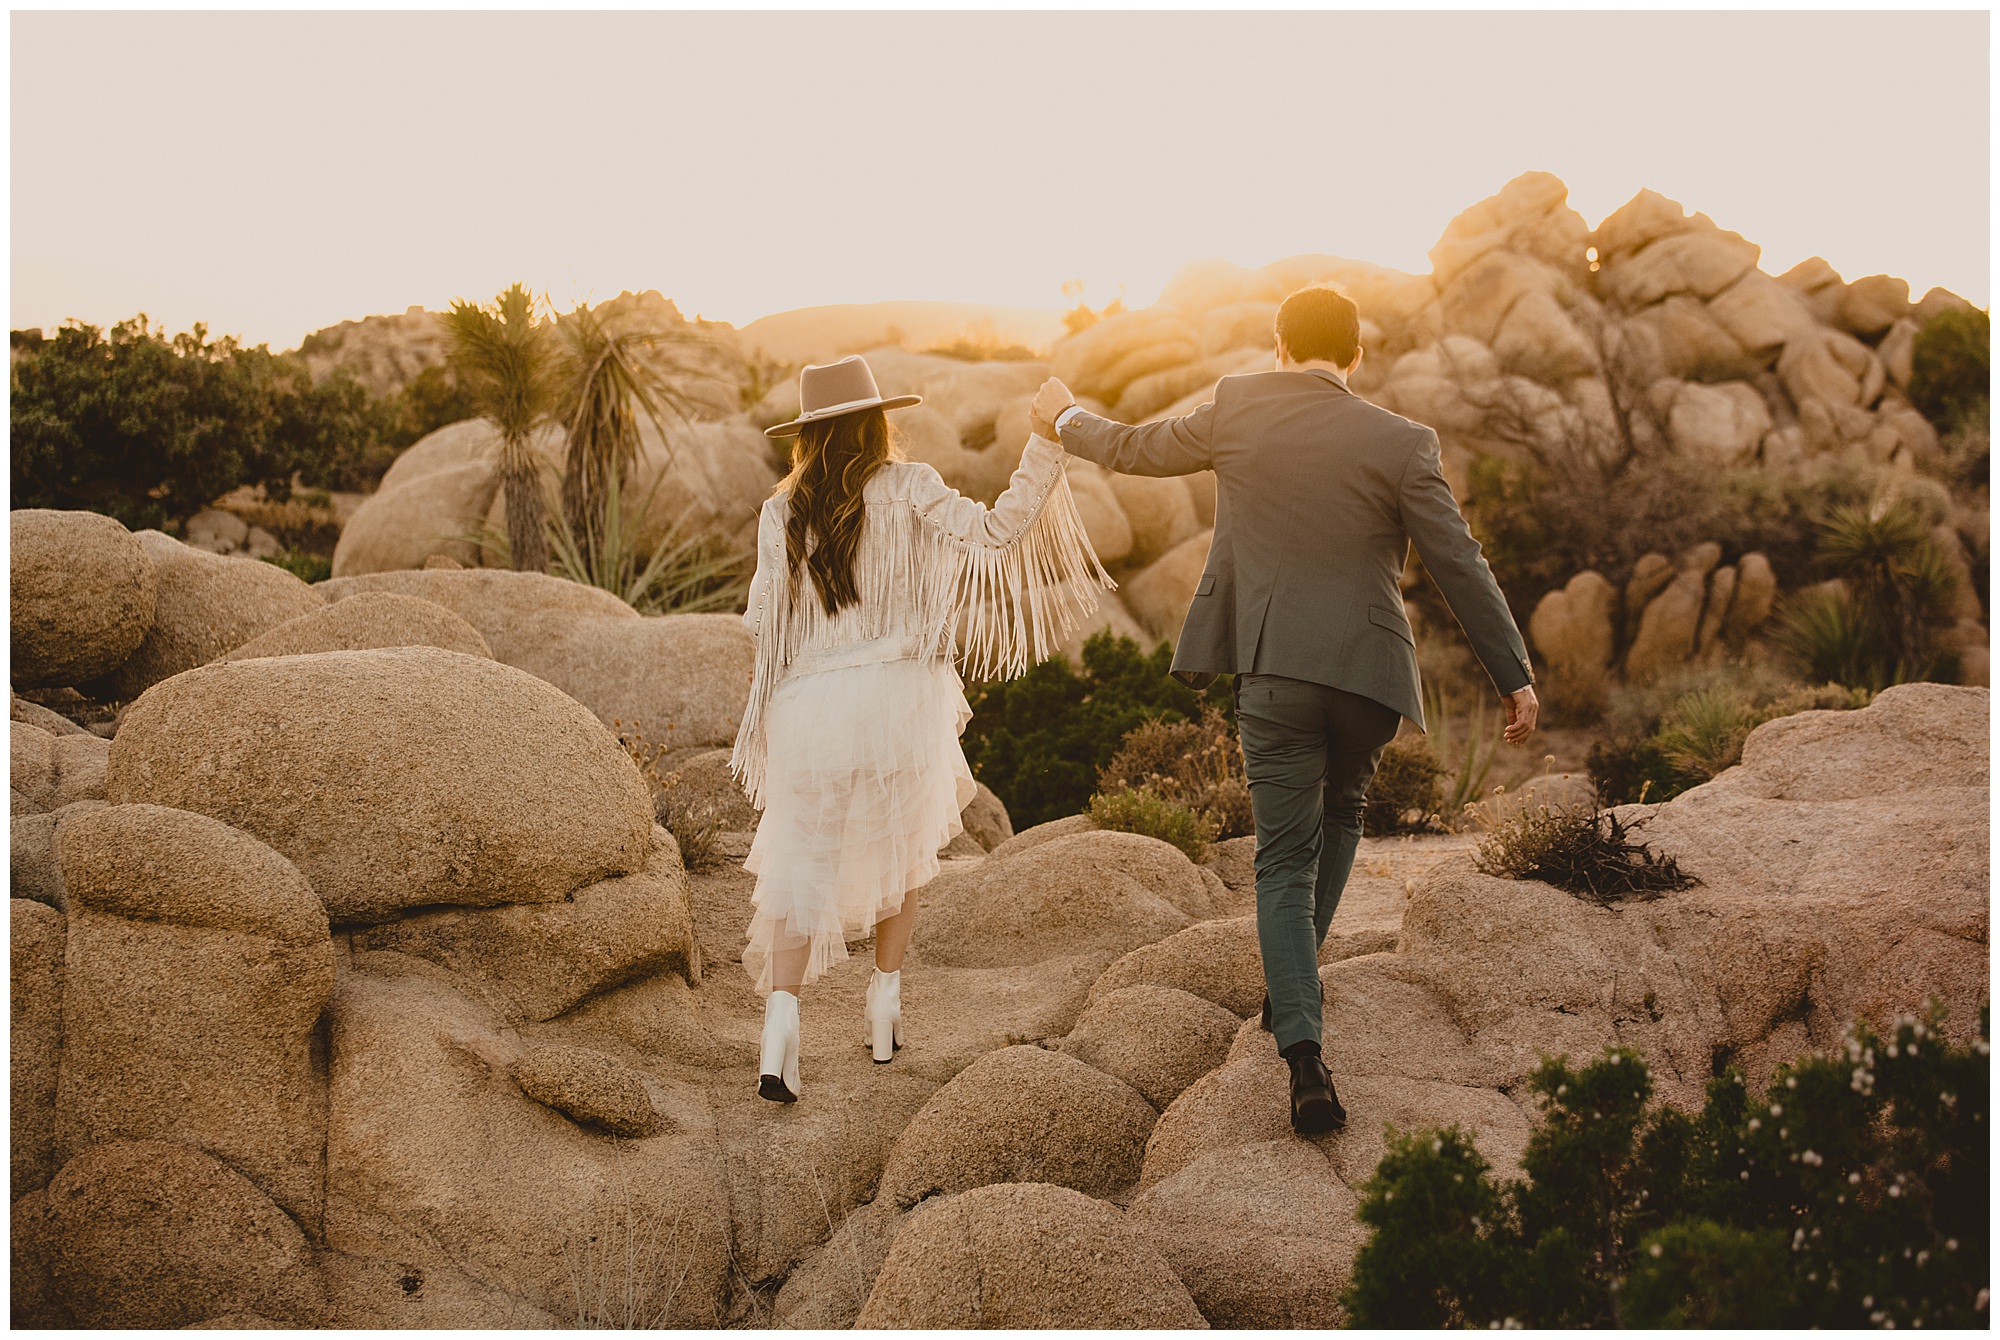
top-left (10, 511), bottom-right (1985, 1333)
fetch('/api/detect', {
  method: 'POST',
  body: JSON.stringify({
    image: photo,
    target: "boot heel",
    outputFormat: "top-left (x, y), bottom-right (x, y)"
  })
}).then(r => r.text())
top-left (871, 1015), bottom-right (896, 1064)
top-left (759, 990), bottom-right (800, 1102)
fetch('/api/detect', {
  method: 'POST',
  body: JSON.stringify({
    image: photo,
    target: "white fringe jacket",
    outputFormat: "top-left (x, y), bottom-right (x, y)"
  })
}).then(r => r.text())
top-left (728, 433), bottom-right (1114, 808)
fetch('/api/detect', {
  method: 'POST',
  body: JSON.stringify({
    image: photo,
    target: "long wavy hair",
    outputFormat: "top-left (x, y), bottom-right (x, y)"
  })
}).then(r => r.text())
top-left (780, 407), bottom-right (899, 616)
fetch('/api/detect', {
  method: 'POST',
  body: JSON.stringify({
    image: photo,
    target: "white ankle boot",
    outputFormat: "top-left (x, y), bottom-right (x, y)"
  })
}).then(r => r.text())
top-left (865, 968), bottom-right (904, 1064)
top-left (758, 990), bottom-right (801, 1102)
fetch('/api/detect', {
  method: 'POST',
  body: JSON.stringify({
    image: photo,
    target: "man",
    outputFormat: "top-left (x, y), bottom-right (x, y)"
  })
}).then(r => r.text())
top-left (1029, 285), bottom-right (1539, 1134)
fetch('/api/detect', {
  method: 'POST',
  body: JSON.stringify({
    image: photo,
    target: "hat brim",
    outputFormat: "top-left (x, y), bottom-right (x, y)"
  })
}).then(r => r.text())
top-left (764, 393), bottom-right (923, 438)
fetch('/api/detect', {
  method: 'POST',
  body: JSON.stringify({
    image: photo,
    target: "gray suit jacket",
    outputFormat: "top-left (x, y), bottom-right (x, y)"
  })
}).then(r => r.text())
top-left (1058, 367), bottom-right (1532, 731)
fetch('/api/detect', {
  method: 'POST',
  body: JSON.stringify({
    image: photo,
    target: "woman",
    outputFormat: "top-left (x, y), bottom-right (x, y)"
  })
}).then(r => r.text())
top-left (730, 354), bottom-right (1111, 1102)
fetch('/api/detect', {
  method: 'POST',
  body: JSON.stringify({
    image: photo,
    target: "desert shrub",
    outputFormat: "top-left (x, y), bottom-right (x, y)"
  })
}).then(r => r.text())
top-left (1589, 666), bottom-right (1871, 804)
top-left (1452, 334), bottom-right (1886, 610)
top-left (1364, 734), bottom-right (1444, 836)
top-left (1087, 786), bottom-right (1217, 861)
top-left (1908, 305), bottom-right (1990, 434)
top-left (963, 632), bottom-right (1231, 829)
top-left (1342, 1005), bottom-right (1990, 1328)
top-left (262, 550), bottom-right (332, 584)
top-left (11, 316), bottom-right (385, 529)
top-left (545, 464), bottom-right (750, 617)
top-left (1475, 802), bottom-right (1696, 903)
top-left (1096, 705), bottom-right (1251, 839)
top-left (1773, 498), bottom-right (1963, 691)
top-left (1650, 685), bottom-right (1757, 782)
top-left (616, 724), bottom-right (722, 871)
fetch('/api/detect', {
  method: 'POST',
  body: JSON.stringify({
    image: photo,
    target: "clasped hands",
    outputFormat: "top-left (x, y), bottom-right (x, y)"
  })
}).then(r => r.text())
top-left (1029, 377), bottom-right (1075, 441)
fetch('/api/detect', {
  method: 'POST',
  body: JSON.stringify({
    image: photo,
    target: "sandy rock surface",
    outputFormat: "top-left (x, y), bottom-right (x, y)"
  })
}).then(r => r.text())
top-left (55, 804), bottom-right (333, 1229)
top-left (102, 530), bottom-right (324, 699)
top-left (44, 1139), bottom-right (325, 1328)
top-left (856, 1181), bottom-right (1207, 1329)
top-left (220, 589), bottom-right (492, 661)
top-left (107, 646), bottom-right (654, 923)
top-left (11, 509), bottom-right (157, 688)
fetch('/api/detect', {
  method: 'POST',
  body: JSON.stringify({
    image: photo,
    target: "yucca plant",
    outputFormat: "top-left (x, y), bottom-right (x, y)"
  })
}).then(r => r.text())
top-left (551, 299), bottom-right (709, 554)
top-left (1774, 498), bottom-right (1960, 691)
top-left (545, 457), bottom-right (750, 616)
top-left (1424, 683), bottom-right (1503, 825)
top-left (440, 284), bottom-right (559, 572)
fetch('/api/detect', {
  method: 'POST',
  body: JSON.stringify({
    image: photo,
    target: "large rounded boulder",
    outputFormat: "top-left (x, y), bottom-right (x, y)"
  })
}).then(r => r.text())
top-left (55, 803), bottom-right (333, 1228)
top-left (1058, 983), bottom-right (1242, 1110)
top-left (916, 829), bottom-right (1222, 968)
top-left (317, 566), bottom-right (636, 663)
top-left (11, 509), bottom-right (158, 688)
top-left (102, 531), bottom-right (325, 699)
top-left (106, 646), bottom-right (654, 923)
top-left (220, 590), bottom-right (492, 661)
top-left (876, 1045), bottom-right (1156, 1207)
top-left (1126, 1139), bottom-right (1363, 1327)
top-left (501, 611), bottom-right (755, 748)
top-left (42, 1139), bottom-right (324, 1328)
top-left (856, 1181), bottom-right (1205, 1329)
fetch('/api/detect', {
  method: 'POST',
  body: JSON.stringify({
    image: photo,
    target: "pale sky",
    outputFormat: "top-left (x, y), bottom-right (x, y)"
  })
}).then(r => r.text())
top-left (10, 9), bottom-right (1990, 351)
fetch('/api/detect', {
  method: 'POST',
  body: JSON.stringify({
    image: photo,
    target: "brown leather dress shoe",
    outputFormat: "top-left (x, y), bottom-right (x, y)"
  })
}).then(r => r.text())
top-left (1281, 1040), bottom-right (1346, 1133)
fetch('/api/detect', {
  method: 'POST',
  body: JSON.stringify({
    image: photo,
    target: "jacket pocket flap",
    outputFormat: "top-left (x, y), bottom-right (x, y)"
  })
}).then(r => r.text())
top-left (1195, 574), bottom-right (1216, 596)
top-left (1368, 604), bottom-right (1415, 644)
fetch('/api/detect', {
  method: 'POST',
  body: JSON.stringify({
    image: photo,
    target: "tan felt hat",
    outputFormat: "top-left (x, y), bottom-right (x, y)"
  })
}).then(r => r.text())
top-left (763, 354), bottom-right (923, 439)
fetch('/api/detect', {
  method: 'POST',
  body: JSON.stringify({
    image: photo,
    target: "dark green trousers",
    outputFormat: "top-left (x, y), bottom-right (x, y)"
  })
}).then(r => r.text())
top-left (1234, 673), bottom-right (1403, 1052)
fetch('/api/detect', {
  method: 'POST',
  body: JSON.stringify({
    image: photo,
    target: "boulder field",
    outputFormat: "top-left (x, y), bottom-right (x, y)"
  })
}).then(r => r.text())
top-left (9, 521), bottom-right (1986, 1331)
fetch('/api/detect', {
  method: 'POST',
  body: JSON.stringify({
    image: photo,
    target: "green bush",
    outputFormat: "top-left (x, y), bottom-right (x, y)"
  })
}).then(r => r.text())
top-left (1364, 734), bottom-right (1444, 835)
top-left (1096, 706), bottom-right (1251, 839)
top-left (1343, 1004), bottom-right (1990, 1328)
top-left (11, 317), bottom-right (387, 529)
top-left (1087, 786), bottom-right (1217, 861)
top-left (1908, 305), bottom-right (1990, 433)
top-left (962, 632), bottom-right (1230, 829)
top-left (262, 550), bottom-right (332, 584)
top-left (376, 363), bottom-right (482, 453)
top-left (12, 316), bottom-right (390, 532)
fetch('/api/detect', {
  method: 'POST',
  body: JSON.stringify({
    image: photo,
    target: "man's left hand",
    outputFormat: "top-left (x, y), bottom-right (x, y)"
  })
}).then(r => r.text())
top-left (1032, 377), bottom-right (1076, 430)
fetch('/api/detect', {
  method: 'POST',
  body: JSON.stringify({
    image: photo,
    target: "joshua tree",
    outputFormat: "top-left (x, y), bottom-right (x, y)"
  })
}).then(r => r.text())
top-left (550, 299), bottom-right (703, 554)
top-left (440, 284), bottom-right (558, 572)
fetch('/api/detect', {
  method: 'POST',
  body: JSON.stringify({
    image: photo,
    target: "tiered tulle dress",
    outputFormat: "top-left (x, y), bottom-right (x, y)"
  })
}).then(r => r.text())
top-left (729, 433), bottom-right (1112, 995)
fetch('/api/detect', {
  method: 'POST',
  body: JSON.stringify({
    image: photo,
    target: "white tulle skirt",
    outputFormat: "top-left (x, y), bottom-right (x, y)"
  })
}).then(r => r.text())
top-left (742, 654), bottom-right (977, 995)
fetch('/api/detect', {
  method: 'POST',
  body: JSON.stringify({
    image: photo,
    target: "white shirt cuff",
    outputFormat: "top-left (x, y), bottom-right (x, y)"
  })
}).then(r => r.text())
top-left (1054, 403), bottom-right (1088, 432)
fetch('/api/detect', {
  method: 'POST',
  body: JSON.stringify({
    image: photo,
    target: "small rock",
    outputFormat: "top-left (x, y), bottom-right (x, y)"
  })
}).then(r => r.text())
top-left (510, 1044), bottom-right (663, 1137)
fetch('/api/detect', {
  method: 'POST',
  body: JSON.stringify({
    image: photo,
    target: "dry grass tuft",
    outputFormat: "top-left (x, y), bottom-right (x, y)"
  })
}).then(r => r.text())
top-left (616, 721), bottom-right (724, 872)
top-left (1097, 706), bottom-right (1252, 839)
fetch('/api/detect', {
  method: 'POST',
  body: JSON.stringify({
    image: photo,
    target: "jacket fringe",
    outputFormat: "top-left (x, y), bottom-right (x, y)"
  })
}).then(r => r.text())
top-left (729, 452), bottom-right (1113, 808)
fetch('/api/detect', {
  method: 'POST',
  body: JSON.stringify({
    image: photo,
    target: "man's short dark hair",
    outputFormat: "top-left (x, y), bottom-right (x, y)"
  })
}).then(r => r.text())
top-left (1275, 286), bottom-right (1361, 366)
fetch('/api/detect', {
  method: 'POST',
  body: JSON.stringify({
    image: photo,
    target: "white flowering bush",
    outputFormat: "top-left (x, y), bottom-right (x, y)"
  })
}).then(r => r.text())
top-left (1343, 1002), bottom-right (1988, 1327)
